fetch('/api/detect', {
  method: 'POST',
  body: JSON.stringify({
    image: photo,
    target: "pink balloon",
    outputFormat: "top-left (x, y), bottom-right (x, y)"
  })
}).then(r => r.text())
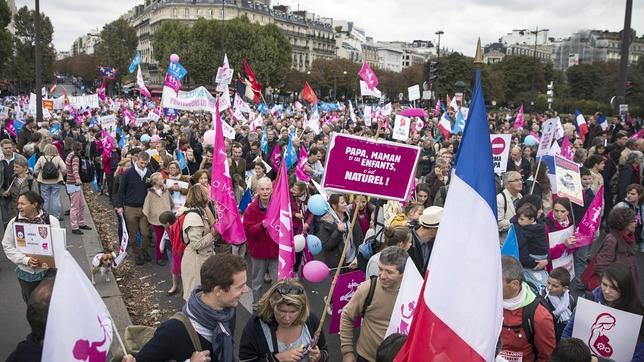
top-left (170, 54), bottom-right (180, 63)
top-left (302, 261), bottom-right (329, 283)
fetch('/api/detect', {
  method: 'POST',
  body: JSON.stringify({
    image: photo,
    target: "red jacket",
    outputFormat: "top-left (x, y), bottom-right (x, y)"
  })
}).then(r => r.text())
top-left (500, 303), bottom-right (556, 362)
top-left (243, 198), bottom-right (278, 259)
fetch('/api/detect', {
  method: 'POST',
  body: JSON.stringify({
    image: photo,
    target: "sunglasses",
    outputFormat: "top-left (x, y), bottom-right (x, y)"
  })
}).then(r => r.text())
top-left (276, 284), bottom-right (304, 296)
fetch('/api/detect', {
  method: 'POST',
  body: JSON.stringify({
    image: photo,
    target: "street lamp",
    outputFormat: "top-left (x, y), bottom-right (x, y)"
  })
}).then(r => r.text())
top-left (35, 0), bottom-right (43, 124)
top-left (435, 30), bottom-right (444, 59)
top-left (529, 26), bottom-right (549, 99)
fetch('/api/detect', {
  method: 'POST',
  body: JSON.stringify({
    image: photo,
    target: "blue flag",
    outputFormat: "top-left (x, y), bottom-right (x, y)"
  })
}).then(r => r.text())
top-left (500, 224), bottom-right (520, 260)
top-left (128, 52), bottom-right (141, 74)
top-left (28, 153), bottom-right (36, 173)
top-left (452, 110), bottom-right (465, 134)
top-left (167, 62), bottom-right (188, 80)
top-left (285, 137), bottom-right (298, 169)
top-left (176, 149), bottom-right (188, 171)
top-left (116, 127), bottom-right (126, 149)
top-left (239, 187), bottom-right (252, 213)
top-left (14, 119), bottom-right (25, 134)
top-left (257, 102), bottom-right (269, 115)
top-left (261, 127), bottom-right (269, 155)
top-left (49, 123), bottom-right (61, 136)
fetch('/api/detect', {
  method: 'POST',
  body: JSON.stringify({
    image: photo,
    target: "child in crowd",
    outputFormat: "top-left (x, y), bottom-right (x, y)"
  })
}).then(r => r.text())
top-left (513, 204), bottom-right (549, 292)
top-left (541, 267), bottom-right (576, 341)
top-left (159, 211), bottom-right (180, 296)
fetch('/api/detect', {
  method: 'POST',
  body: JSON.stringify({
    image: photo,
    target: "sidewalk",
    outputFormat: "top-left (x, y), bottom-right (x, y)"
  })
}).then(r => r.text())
top-left (0, 191), bottom-right (131, 358)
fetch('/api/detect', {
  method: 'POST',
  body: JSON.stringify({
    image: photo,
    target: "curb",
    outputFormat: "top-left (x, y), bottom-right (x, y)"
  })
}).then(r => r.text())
top-left (78, 193), bottom-right (132, 358)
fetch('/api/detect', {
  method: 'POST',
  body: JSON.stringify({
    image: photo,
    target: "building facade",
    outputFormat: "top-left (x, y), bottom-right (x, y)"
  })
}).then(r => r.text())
top-left (71, 29), bottom-right (101, 56)
top-left (552, 30), bottom-right (644, 70)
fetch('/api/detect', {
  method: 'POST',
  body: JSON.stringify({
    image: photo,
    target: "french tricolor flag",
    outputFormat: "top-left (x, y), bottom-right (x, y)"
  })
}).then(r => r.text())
top-left (597, 114), bottom-right (608, 131)
top-left (396, 69), bottom-right (503, 362)
top-left (575, 109), bottom-right (589, 140)
top-left (438, 112), bottom-right (452, 139)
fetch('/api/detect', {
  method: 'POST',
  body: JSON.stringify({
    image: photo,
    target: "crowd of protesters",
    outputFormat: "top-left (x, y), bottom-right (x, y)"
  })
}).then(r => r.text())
top-left (0, 93), bottom-right (642, 362)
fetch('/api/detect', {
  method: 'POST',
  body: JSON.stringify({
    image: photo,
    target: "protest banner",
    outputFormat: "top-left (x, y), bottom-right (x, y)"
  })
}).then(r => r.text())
top-left (572, 298), bottom-right (642, 362)
top-left (69, 94), bottom-right (99, 109)
top-left (572, 186), bottom-right (604, 249)
top-left (359, 80), bottom-right (382, 98)
top-left (536, 117), bottom-right (559, 157)
top-left (322, 133), bottom-right (420, 201)
top-left (161, 86), bottom-right (217, 112)
top-left (210, 113), bottom-right (236, 140)
top-left (329, 270), bottom-right (365, 334)
top-left (147, 110), bottom-right (160, 123)
top-left (392, 115), bottom-right (411, 141)
top-left (99, 115), bottom-right (117, 137)
top-left (547, 226), bottom-right (575, 278)
top-left (407, 85), bottom-right (421, 102)
top-left (42, 99), bottom-right (54, 111)
top-left (385, 258), bottom-right (423, 337)
top-left (135, 117), bottom-right (148, 127)
top-left (554, 155), bottom-right (583, 206)
top-left (14, 223), bottom-right (56, 268)
top-left (490, 134), bottom-right (511, 174)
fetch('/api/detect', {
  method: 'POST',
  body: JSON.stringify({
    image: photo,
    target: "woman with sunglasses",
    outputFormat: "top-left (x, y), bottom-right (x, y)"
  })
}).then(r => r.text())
top-left (239, 279), bottom-right (328, 362)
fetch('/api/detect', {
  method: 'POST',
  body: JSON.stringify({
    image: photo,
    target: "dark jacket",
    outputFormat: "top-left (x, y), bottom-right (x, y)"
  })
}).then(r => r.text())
top-left (317, 208), bottom-right (363, 268)
top-left (507, 157), bottom-right (532, 182)
top-left (16, 126), bottom-right (34, 151)
top-left (115, 166), bottom-right (152, 208)
top-left (408, 228), bottom-right (432, 276)
top-left (512, 216), bottom-right (548, 269)
top-left (595, 230), bottom-right (639, 287)
top-left (571, 188), bottom-right (595, 225)
top-left (416, 147), bottom-right (433, 178)
top-left (617, 163), bottom-right (641, 202)
top-left (137, 317), bottom-right (219, 362)
top-left (239, 313), bottom-right (329, 362)
top-left (0, 153), bottom-right (27, 190)
top-left (6, 333), bottom-right (42, 362)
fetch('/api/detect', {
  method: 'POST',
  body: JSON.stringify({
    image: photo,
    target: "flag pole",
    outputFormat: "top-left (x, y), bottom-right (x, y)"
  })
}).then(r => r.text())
top-left (112, 319), bottom-right (128, 356)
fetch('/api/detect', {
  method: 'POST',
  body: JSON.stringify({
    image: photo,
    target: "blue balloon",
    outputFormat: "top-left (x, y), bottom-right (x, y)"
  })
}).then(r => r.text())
top-left (307, 194), bottom-right (329, 216)
top-left (140, 134), bottom-right (151, 143)
top-left (524, 135), bottom-right (539, 146)
top-left (306, 235), bottom-right (322, 255)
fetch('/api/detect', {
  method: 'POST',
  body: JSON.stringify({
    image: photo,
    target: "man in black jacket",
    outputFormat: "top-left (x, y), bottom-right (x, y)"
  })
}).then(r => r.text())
top-left (408, 206), bottom-right (443, 276)
top-left (506, 146), bottom-right (532, 184)
top-left (137, 254), bottom-right (249, 362)
top-left (115, 151), bottom-right (152, 265)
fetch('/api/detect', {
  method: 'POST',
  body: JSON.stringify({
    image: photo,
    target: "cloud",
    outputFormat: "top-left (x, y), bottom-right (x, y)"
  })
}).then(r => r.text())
top-left (15, 0), bottom-right (644, 56)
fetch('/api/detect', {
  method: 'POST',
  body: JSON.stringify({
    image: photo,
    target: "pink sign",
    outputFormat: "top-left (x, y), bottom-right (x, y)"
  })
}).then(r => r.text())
top-left (572, 186), bottom-right (604, 249)
top-left (164, 73), bottom-right (181, 94)
top-left (322, 134), bottom-right (420, 201)
top-left (329, 270), bottom-right (365, 334)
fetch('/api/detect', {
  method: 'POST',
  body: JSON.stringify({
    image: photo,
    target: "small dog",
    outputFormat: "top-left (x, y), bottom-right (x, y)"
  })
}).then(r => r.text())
top-left (91, 250), bottom-right (116, 285)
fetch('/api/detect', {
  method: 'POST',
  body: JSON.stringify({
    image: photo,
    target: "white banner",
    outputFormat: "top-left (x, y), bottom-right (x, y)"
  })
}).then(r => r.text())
top-left (393, 115), bottom-right (411, 141)
top-left (554, 155), bottom-right (583, 206)
top-left (364, 106), bottom-right (372, 127)
top-left (69, 94), bottom-right (99, 109)
top-left (211, 114), bottom-right (236, 140)
top-left (547, 225), bottom-right (575, 278)
top-left (572, 298), bottom-right (642, 362)
top-left (490, 134), bottom-right (512, 174)
top-left (162, 86), bottom-right (217, 112)
top-left (408, 85), bottom-right (420, 102)
top-left (360, 80), bottom-right (382, 98)
top-left (99, 115), bottom-right (117, 137)
top-left (385, 258), bottom-right (423, 337)
top-left (536, 117), bottom-right (559, 157)
top-left (147, 111), bottom-right (160, 123)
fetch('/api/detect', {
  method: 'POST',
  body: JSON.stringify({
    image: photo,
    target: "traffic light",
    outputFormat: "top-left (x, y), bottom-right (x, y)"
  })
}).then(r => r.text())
top-left (428, 61), bottom-right (438, 82)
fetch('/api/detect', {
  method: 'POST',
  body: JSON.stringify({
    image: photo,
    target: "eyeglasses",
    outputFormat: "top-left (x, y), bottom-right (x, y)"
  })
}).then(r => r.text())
top-left (276, 284), bottom-right (304, 296)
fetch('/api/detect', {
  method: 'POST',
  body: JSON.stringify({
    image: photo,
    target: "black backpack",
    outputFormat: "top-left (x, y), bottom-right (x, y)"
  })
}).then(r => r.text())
top-left (76, 156), bottom-right (95, 183)
top-left (41, 156), bottom-right (59, 180)
top-left (360, 275), bottom-right (378, 317)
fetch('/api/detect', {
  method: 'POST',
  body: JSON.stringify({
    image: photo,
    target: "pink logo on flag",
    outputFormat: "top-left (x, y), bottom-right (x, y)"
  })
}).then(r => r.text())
top-left (295, 145), bottom-right (310, 183)
top-left (97, 81), bottom-right (106, 103)
top-left (513, 105), bottom-right (525, 129)
top-left (137, 65), bottom-right (151, 98)
top-left (5, 119), bottom-right (16, 137)
top-left (164, 73), bottom-right (182, 94)
top-left (210, 101), bottom-right (246, 245)
top-left (100, 130), bottom-right (115, 159)
top-left (72, 315), bottom-right (110, 362)
top-left (560, 136), bottom-right (574, 161)
top-left (329, 270), bottom-right (365, 334)
top-left (270, 144), bottom-right (282, 170)
top-left (265, 160), bottom-right (295, 280)
top-left (359, 62), bottom-right (379, 90)
top-left (572, 186), bottom-right (604, 249)
top-left (433, 99), bottom-right (441, 117)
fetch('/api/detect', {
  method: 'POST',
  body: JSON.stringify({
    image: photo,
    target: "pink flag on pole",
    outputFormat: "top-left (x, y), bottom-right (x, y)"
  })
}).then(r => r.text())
top-left (512, 105), bottom-right (524, 129)
top-left (433, 99), bottom-right (441, 117)
top-left (560, 136), bottom-right (574, 161)
top-left (136, 65), bottom-right (151, 98)
top-left (100, 130), bottom-right (114, 159)
top-left (97, 80), bottom-right (106, 103)
top-left (210, 100), bottom-right (246, 245)
top-left (572, 186), bottom-right (604, 249)
top-left (265, 160), bottom-right (295, 280)
top-left (358, 62), bottom-right (379, 90)
top-left (270, 144), bottom-right (282, 170)
top-left (5, 119), bottom-right (16, 137)
top-left (295, 145), bottom-right (310, 183)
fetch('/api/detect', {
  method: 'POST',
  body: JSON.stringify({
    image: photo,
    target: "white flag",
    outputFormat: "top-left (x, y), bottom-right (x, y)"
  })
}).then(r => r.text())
top-left (43, 250), bottom-right (113, 361)
top-left (250, 113), bottom-right (264, 132)
top-left (234, 93), bottom-right (251, 114)
top-left (385, 258), bottom-right (423, 337)
top-left (217, 93), bottom-right (231, 112)
top-left (348, 102), bottom-right (357, 124)
top-left (305, 110), bottom-right (320, 134)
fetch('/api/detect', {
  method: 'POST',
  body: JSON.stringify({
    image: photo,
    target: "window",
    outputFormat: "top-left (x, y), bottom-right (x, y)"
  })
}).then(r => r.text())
top-left (185, 8), bottom-right (189, 16)
top-left (173, 8), bottom-right (177, 17)
top-left (209, 9), bottom-right (213, 18)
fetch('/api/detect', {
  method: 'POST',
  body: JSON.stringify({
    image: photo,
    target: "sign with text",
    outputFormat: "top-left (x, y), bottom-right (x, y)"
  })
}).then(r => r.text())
top-left (161, 86), bottom-right (217, 112)
top-left (490, 134), bottom-right (511, 174)
top-left (329, 270), bottom-right (365, 334)
top-left (99, 115), bottom-right (117, 137)
top-left (14, 223), bottom-right (55, 268)
top-left (322, 134), bottom-right (420, 201)
top-left (407, 85), bottom-right (420, 102)
top-left (554, 155), bottom-right (583, 206)
top-left (69, 94), bottom-right (99, 109)
top-left (572, 298), bottom-right (642, 362)
top-left (536, 117), bottom-right (559, 157)
top-left (392, 115), bottom-right (411, 141)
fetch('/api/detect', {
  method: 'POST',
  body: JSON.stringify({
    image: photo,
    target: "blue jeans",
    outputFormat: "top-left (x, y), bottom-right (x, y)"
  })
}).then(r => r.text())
top-left (40, 183), bottom-right (62, 219)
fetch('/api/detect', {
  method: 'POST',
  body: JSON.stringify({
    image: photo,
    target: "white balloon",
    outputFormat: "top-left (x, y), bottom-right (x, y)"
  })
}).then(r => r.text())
top-left (203, 129), bottom-right (216, 146)
top-left (294, 234), bottom-right (306, 253)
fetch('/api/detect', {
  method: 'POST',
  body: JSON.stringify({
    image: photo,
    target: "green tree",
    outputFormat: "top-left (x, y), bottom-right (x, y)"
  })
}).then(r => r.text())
top-left (95, 18), bottom-right (138, 86)
top-left (431, 53), bottom-right (473, 100)
top-left (0, 0), bottom-right (12, 75)
top-left (8, 6), bottom-right (56, 92)
top-left (53, 54), bottom-right (99, 86)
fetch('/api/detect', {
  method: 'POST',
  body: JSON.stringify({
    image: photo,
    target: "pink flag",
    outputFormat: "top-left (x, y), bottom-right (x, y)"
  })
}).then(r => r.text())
top-left (512, 105), bottom-right (524, 129)
top-left (433, 99), bottom-right (441, 117)
top-left (97, 80), bottom-right (106, 103)
top-left (295, 145), bottom-right (310, 183)
top-left (164, 73), bottom-right (181, 94)
top-left (633, 129), bottom-right (644, 140)
top-left (123, 109), bottom-right (136, 126)
top-left (358, 62), bottom-right (379, 90)
top-left (270, 144), bottom-right (282, 170)
top-left (210, 101), bottom-right (246, 245)
top-left (265, 160), bottom-right (295, 280)
top-left (136, 65), bottom-right (151, 98)
top-left (5, 119), bottom-right (16, 138)
top-left (100, 130), bottom-right (114, 159)
top-left (572, 186), bottom-right (604, 249)
top-left (560, 136), bottom-right (574, 161)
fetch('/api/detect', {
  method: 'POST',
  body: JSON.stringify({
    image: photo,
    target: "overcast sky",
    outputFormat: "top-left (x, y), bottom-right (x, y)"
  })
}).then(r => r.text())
top-left (15, 0), bottom-right (644, 55)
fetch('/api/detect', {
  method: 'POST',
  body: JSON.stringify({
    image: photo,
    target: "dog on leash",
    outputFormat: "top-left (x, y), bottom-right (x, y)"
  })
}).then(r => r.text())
top-left (91, 250), bottom-right (116, 285)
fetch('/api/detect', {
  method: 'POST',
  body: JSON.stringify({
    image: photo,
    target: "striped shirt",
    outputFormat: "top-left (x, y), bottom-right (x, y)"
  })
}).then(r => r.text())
top-left (65, 152), bottom-right (81, 184)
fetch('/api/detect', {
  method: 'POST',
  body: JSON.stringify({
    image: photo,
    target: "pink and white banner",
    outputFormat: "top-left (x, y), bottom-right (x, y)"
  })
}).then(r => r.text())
top-left (386, 258), bottom-right (423, 337)
top-left (358, 62), bottom-right (379, 90)
top-left (265, 160), bottom-right (295, 280)
top-left (572, 186), bottom-right (604, 249)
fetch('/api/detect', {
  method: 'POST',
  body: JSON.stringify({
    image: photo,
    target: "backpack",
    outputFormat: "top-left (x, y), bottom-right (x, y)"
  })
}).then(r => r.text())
top-left (41, 156), bottom-right (60, 180)
top-left (357, 229), bottom-right (383, 272)
top-left (123, 312), bottom-right (202, 356)
top-left (360, 275), bottom-right (378, 317)
top-left (169, 209), bottom-right (203, 256)
top-left (503, 295), bottom-right (554, 357)
top-left (75, 156), bottom-right (95, 183)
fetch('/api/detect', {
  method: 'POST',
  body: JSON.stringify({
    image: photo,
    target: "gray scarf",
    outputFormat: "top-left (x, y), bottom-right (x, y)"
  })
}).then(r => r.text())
top-left (182, 287), bottom-right (236, 362)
